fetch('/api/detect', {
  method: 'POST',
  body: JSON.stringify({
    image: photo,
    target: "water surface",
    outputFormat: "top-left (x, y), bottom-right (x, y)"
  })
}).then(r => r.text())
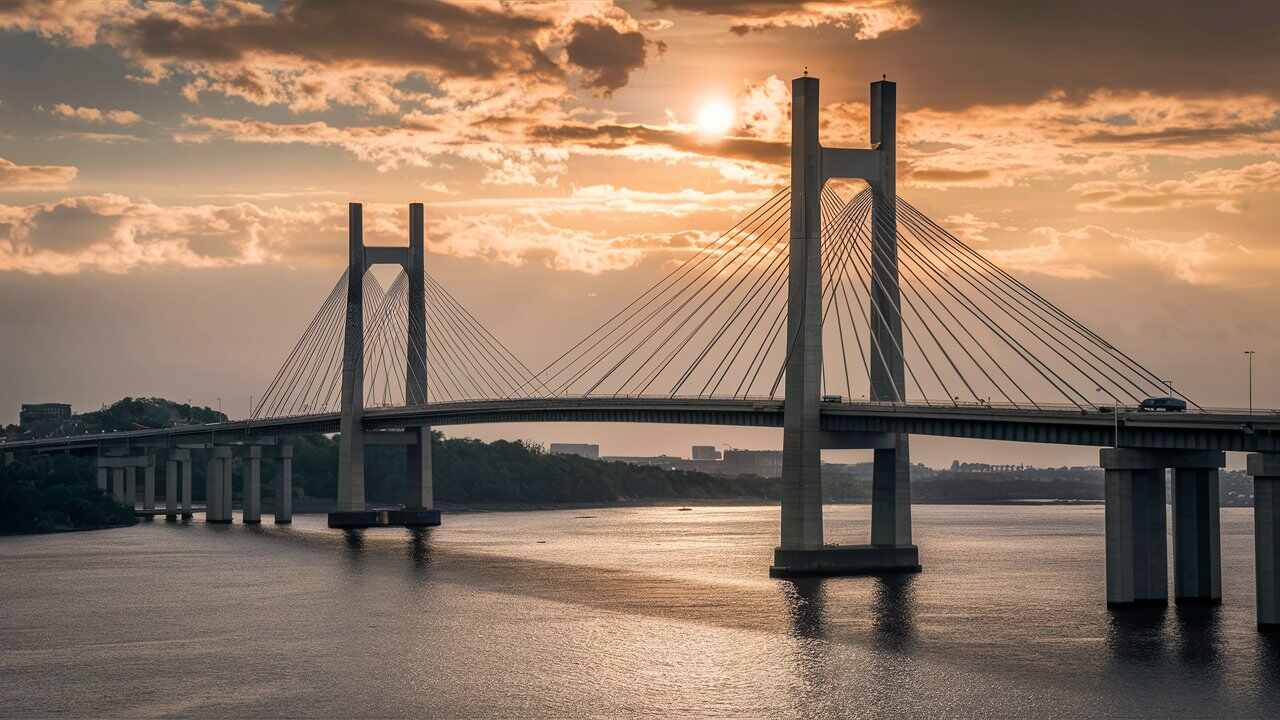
top-left (2, 505), bottom-right (1278, 718)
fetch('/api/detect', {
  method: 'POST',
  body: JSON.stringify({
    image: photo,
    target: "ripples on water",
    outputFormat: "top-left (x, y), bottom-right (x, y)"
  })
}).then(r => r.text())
top-left (1, 505), bottom-right (1278, 718)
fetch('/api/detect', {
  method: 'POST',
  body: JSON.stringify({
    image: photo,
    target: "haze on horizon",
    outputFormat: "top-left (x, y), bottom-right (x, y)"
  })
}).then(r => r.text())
top-left (1, 0), bottom-right (1278, 468)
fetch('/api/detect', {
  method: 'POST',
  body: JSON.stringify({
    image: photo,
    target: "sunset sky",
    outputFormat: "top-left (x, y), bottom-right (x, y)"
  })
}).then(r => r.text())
top-left (2, 1), bottom-right (1278, 467)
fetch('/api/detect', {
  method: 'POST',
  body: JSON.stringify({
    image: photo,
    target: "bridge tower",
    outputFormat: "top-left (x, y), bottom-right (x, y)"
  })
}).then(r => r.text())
top-left (770, 75), bottom-right (919, 576)
top-left (330, 202), bottom-right (440, 529)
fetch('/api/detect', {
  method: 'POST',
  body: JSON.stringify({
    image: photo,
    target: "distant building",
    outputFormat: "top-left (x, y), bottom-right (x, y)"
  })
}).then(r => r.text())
top-left (604, 446), bottom-right (784, 477)
top-left (691, 445), bottom-right (721, 461)
top-left (602, 455), bottom-right (689, 471)
top-left (549, 443), bottom-right (599, 460)
top-left (721, 449), bottom-right (783, 477)
top-left (19, 403), bottom-right (71, 428)
top-left (949, 461), bottom-right (1027, 473)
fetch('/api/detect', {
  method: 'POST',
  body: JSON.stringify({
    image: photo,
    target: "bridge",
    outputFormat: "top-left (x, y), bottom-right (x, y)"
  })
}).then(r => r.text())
top-left (3, 75), bottom-right (1279, 631)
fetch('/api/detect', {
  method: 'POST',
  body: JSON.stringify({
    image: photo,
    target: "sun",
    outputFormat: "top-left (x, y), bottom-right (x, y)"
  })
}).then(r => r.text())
top-left (696, 100), bottom-right (734, 136)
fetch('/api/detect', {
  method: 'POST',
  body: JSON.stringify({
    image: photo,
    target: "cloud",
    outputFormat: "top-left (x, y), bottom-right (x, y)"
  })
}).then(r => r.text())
top-left (433, 185), bottom-right (770, 217)
top-left (0, 157), bottom-right (78, 191)
top-left (647, 1), bottom-right (920, 38)
top-left (0, 190), bottom-right (735, 276)
top-left (1, 1), bottom-right (658, 112)
top-left (564, 20), bottom-right (661, 94)
top-left (0, 194), bottom-right (331, 274)
top-left (431, 212), bottom-right (716, 273)
top-left (1072, 161), bottom-right (1280, 214)
top-left (982, 224), bottom-right (1274, 287)
top-left (180, 115), bottom-right (571, 185)
top-left (50, 104), bottom-right (142, 125)
top-left (942, 213), bottom-right (1017, 244)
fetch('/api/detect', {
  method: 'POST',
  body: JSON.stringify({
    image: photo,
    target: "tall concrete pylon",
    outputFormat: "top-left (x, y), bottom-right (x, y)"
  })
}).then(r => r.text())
top-left (330, 202), bottom-right (441, 529)
top-left (771, 75), bottom-right (919, 577)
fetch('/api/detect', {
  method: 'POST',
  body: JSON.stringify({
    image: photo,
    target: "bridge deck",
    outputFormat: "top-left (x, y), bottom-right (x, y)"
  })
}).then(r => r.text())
top-left (3, 398), bottom-right (1277, 454)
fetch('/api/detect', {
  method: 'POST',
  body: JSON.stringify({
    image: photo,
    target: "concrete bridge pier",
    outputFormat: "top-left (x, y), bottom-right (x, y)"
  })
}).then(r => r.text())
top-left (142, 458), bottom-right (156, 512)
top-left (395, 426), bottom-right (440, 526)
top-left (275, 445), bottom-right (293, 524)
top-left (177, 448), bottom-right (192, 515)
top-left (1248, 453), bottom-right (1280, 630)
top-left (164, 454), bottom-right (179, 520)
top-left (1101, 449), bottom-right (1223, 605)
top-left (243, 446), bottom-right (262, 524)
top-left (111, 467), bottom-right (125, 503)
top-left (124, 467), bottom-right (136, 510)
top-left (206, 446), bottom-right (233, 524)
top-left (96, 465), bottom-right (108, 494)
top-left (1172, 457), bottom-right (1224, 603)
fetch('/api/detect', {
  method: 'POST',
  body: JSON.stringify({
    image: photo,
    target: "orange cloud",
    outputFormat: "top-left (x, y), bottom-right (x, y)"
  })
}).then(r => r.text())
top-left (648, 1), bottom-right (920, 38)
top-left (1072, 161), bottom-right (1280, 214)
top-left (0, 157), bottom-right (78, 191)
top-left (50, 104), bottom-right (142, 125)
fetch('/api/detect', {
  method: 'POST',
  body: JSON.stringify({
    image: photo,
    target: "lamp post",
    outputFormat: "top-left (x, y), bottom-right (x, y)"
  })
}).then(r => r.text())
top-left (1245, 350), bottom-right (1256, 415)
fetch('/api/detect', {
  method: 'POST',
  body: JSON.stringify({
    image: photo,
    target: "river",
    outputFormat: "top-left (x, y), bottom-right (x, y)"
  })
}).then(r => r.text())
top-left (2, 504), bottom-right (1278, 718)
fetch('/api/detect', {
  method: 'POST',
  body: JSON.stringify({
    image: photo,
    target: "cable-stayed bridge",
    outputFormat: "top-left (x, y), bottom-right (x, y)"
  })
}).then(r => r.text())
top-left (3, 76), bottom-right (1280, 629)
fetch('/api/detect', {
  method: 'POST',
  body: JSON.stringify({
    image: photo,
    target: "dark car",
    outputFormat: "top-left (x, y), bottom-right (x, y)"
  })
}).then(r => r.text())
top-left (1139, 396), bottom-right (1186, 412)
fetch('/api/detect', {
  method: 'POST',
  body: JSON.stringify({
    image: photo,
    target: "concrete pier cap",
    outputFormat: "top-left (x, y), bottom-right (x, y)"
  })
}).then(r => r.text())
top-left (1100, 448), bottom-right (1224, 470)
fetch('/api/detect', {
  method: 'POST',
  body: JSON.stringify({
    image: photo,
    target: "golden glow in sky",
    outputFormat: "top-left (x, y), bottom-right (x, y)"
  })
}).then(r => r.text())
top-left (696, 100), bottom-right (735, 136)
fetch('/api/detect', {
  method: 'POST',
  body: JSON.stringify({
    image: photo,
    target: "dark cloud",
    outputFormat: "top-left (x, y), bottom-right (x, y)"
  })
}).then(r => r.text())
top-left (647, 1), bottom-right (801, 17)
top-left (1078, 124), bottom-right (1280, 147)
top-left (564, 21), bottom-right (655, 94)
top-left (123, 0), bottom-right (561, 80)
top-left (646, 1), bottom-right (1280, 108)
top-left (529, 122), bottom-right (788, 165)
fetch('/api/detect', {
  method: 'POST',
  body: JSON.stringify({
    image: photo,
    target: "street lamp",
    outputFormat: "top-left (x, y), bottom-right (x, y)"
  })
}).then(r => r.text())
top-left (1245, 350), bottom-right (1256, 415)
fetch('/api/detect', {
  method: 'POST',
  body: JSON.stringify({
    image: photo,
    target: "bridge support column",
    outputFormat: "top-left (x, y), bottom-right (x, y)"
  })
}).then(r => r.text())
top-left (331, 202), bottom-right (374, 529)
top-left (178, 450), bottom-right (192, 519)
top-left (143, 458), bottom-right (155, 512)
top-left (1172, 464), bottom-right (1223, 603)
top-left (1101, 449), bottom-right (1223, 606)
top-left (395, 426), bottom-right (440, 527)
top-left (775, 74), bottom-right (825, 567)
top-left (124, 467), bottom-right (136, 510)
top-left (1248, 453), bottom-right (1280, 630)
top-left (243, 446), bottom-right (261, 524)
top-left (112, 467), bottom-right (125, 503)
top-left (274, 445), bottom-right (293, 524)
top-left (770, 77), bottom-right (916, 577)
top-left (206, 447), bottom-right (233, 524)
top-left (164, 455), bottom-right (178, 520)
top-left (96, 465), bottom-right (108, 494)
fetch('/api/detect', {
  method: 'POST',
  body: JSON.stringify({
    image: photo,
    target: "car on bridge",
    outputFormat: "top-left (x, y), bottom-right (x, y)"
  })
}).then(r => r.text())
top-left (1139, 396), bottom-right (1187, 412)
